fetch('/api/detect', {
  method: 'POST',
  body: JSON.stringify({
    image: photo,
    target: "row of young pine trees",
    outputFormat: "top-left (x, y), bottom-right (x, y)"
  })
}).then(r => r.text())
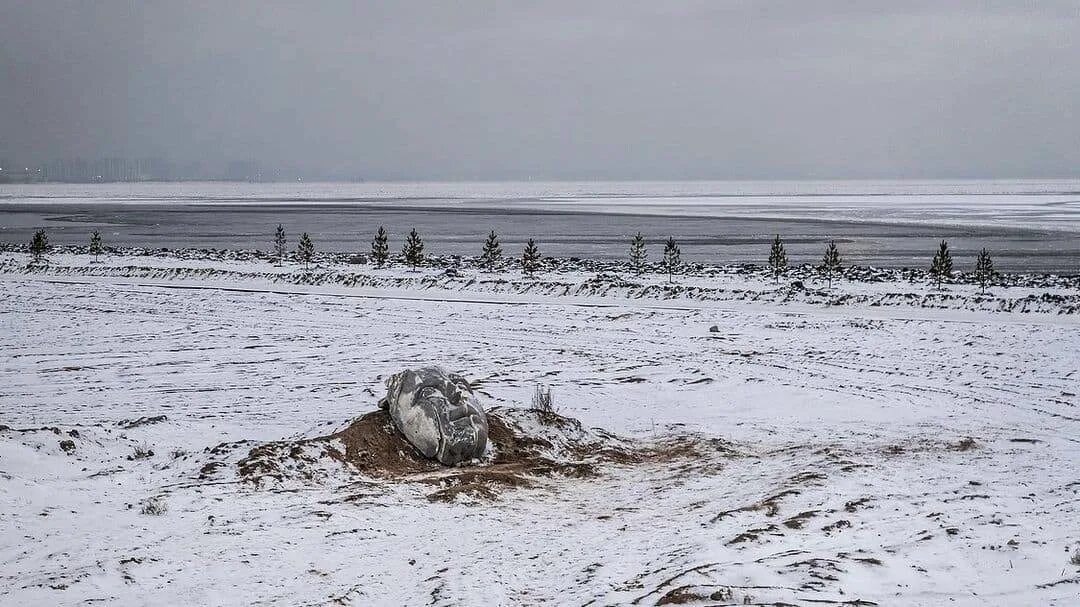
top-left (268, 225), bottom-right (997, 291)
top-left (273, 225), bottom-right (547, 276)
top-left (26, 225), bottom-right (996, 291)
top-left (766, 234), bottom-right (997, 292)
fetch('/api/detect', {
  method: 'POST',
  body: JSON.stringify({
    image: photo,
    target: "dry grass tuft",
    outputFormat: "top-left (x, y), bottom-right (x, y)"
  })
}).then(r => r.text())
top-left (531, 384), bottom-right (555, 414)
top-left (140, 496), bottom-right (167, 516)
top-left (129, 442), bottom-right (154, 460)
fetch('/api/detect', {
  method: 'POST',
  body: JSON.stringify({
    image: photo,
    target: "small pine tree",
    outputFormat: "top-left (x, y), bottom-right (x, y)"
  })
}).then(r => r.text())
top-left (371, 226), bottom-right (389, 267)
top-left (629, 232), bottom-right (647, 274)
top-left (974, 248), bottom-right (994, 294)
top-left (29, 229), bottom-right (48, 262)
top-left (273, 224), bottom-right (287, 266)
top-left (480, 229), bottom-right (502, 271)
top-left (768, 234), bottom-right (788, 284)
top-left (296, 232), bottom-right (314, 271)
top-left (89, 230), bottom-right (104, 262)
top-left (930, 239), bottom-right (953, 288)
top-left (820, 240), bottom-right (842, 288)
top-left (662, 236), bottom-right (681, 283)
top-left (521, 238), bottom-right (541, 277)
top-left (403, 228), bottom-right (424, 269)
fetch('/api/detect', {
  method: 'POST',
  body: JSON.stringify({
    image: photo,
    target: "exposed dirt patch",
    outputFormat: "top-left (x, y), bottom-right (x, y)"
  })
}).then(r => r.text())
top-left (198, 461), bottom-right (227, 479)
top-left (726, 523), bottom-right (781, 545)
top-left (118, 415), bottom-right (168, 429)
top-left (950, 437), bottom-right (978, 451)
top-left (422, 468), bottom-right (539, 503)
top-left (711, 488), bottom-right (800, 523)
top-left (655, 586), bottom-right (734, 605)
top-left (325, 410), bottom-right (440, 478)
top-left (1008, 437), bottom-right (1042, 444)
top-left (235, 407), bottom-right (711, 501)
top-left (844, 497), bottom-right (873, 513)
top-left (822, 519), bottom-right (853, 534)
top-left (882, 436), bottom-right (981, 456)
top-left (783, 510), bottom-right (820, 529)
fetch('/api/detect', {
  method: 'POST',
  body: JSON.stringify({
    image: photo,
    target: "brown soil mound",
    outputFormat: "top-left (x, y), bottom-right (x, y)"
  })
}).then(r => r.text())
top-left (326, 409), bottom-right (443, 477)
top-left (236, 407), bottom-right (710, 501)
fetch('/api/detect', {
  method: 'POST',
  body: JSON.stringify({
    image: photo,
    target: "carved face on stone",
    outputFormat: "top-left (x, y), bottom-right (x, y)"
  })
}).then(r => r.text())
top-left (379, 367), bottom-right (488, 466)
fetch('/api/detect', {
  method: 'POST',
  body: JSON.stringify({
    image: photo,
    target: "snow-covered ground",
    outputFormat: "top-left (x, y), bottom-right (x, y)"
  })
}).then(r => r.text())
top-left (1, 251), bottom-right (1078, 605)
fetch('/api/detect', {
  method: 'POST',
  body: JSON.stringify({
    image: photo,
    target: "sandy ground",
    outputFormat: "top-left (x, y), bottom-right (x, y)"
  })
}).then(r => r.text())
top-left (1, 253), bottom-right (1078, 605)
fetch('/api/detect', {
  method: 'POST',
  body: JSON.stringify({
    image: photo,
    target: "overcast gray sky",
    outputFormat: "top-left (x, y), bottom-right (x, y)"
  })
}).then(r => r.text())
top-left (1, 1), bottom-right (1078, 180)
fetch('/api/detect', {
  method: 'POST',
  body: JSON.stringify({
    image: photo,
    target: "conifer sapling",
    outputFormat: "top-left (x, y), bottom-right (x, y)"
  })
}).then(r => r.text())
top-left (29, 229), bottom-right (48, 263)
top-left (662, 236), bottom-right (681, 283)
top-left (89, 230), bottom-right (104, 262)
top-left (974, 247), bottom-right (994, 294)
top-left (480, 229), bottom-right (502, 271)
top-left (521, 238), bottom-right (541, 277)
top-left (403, 228), bottom-right (424, 269)
top-left (273, 224), bottom-right (287, 266)
top-left (768, 234), bottom-right (788, 284)
top-left (820, 240), bottom-right (842, 289)
top-left (629, 232), bottom-right (647, 274)
top-left (930, 239), bottom-right (953, 288)
top-left (296, 232), bottom-right (315, 271)
top-left (371, 226), bottom-right (389, 267)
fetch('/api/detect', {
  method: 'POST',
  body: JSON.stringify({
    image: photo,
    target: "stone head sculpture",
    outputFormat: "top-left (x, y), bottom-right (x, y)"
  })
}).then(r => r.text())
top-left (378, 367), bottom-right (488, 466)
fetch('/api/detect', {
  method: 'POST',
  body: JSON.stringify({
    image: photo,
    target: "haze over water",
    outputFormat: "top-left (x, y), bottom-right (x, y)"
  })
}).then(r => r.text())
top-left (2, 180), bottom-right (1079, 273)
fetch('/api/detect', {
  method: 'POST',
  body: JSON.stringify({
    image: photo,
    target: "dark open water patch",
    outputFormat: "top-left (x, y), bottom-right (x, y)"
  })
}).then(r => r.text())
top-left (1, 200), bottom-right (1078, 273)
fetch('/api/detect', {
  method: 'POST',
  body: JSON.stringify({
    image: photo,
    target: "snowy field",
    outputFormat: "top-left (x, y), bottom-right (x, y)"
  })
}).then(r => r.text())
top-left (1, 251), bottom-right (1079, 605)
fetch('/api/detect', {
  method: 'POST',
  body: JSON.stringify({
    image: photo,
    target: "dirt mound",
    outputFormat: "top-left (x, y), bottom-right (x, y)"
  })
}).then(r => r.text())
top-left (327, 409), bottom-right (444, 477)
top-left (235, 407), bottom-right (708, 501)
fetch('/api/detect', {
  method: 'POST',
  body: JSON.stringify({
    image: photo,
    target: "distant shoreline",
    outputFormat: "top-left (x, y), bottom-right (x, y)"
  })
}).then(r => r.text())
top-left (2, 181), bottom-right (1078, 273)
